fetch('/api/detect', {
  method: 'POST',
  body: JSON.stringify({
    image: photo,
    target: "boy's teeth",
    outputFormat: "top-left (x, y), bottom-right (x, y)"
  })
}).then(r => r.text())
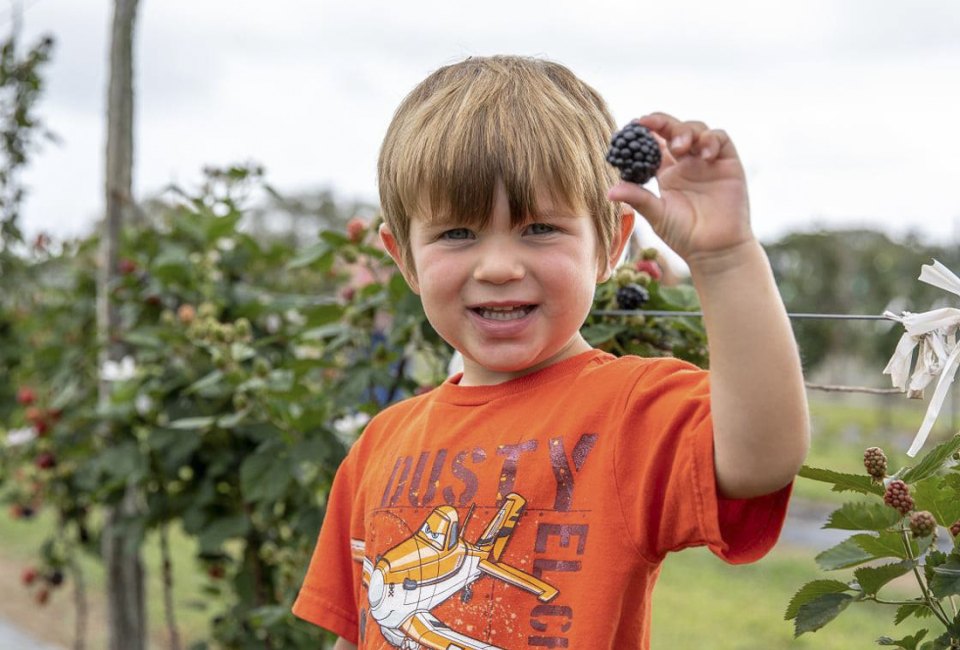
top-left (477, 306), bottom-right (532, 321)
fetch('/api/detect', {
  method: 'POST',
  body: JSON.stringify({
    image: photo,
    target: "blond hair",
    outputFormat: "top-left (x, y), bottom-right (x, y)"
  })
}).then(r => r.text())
top-left (378, 55), bottom-right (621, 271)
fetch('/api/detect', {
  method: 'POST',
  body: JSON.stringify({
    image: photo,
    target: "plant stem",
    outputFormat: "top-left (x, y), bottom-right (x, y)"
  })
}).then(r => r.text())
top-left (159, 523), bottom-right (182, 650)
top-left (900, 528), bottom-right (953, 627)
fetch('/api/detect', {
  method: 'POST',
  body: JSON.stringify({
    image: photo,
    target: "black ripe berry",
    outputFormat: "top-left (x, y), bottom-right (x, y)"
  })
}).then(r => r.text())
top-left (616, 284), bottom-right (649, 311)
top-left (606, 122), bottom-right (662, 185)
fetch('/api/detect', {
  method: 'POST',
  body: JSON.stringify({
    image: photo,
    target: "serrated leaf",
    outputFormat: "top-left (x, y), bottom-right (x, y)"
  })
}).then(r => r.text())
top-left (793, 592), bottom-right (854, 636)
top-left (895, 602), bottom-right (933, 625)
top-left (902, 435), bottom-right (960, 483)
top-left (799, 465), bottom-right (885, 496)
top-left (825, 502), bottom-right (902, 531)
top-left (878, 629), bottom-right (928, 649)
top-left (929, 555), bottom-right (960, 598)
top-left (816, 536), bottom-right (877, 570)
top-left (856, 530), bottom-right (916, 561)
top-left (854, 560), bottom-right (914, 596)
top-left (912, 478), bottom-right (960, 529)
top-left (785, 579), bottom-right (851, 620)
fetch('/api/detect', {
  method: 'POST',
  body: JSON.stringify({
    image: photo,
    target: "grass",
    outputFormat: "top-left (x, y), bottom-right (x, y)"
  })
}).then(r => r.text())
top-left (653, 544), bottom-right (931, 649)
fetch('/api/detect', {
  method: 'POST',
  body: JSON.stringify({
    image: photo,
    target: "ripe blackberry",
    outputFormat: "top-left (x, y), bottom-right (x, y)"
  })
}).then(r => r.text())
top-left (616, 283), bottom-right (649, 311)
top-left (950, 520), bottom-right (960, 538)
top-left (909, 511), bottom-right (937, 538)
top-left (606, 122), bottom-right (661, 185)
top-left (863, 447), bottom-right (887, 480)
top-left (883, 479), bottom-right (914, 515)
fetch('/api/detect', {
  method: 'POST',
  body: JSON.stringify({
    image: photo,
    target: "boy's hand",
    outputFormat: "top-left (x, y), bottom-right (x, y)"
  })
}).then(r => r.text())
top-left (607, 113), bottom-right (752, 263)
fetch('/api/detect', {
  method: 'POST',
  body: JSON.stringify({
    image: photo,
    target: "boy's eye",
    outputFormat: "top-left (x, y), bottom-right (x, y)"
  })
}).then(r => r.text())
top-left (440, 228), bottom-right (474, 240)
top-left (526, 222), bottom-right (556, 235)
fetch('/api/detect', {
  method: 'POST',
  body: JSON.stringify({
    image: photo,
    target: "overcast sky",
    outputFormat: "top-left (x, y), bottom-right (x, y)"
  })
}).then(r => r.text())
top-left (12, 0), bottom-right (960, 249)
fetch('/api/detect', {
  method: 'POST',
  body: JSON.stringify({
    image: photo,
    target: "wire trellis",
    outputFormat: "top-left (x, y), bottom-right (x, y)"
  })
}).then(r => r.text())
top-left (592, 308), bottom-right (908, 396)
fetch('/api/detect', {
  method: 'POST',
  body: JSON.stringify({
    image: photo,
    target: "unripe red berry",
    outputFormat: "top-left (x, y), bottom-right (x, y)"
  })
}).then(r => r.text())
top-left (207, 564), bottom-right (225, 580)
top-left (635, 259), bottom-right (663, 281)
top-left (17, 387), bottom-right (36, 406)
top-left (883, 479), bottom-right (914, 515)
top-left (21, 567), bottom-right (38, 586)
top-left (118, 258), bottom-right (137, 275)
top-left (864, 447), bottom-right (888, 480)
top-left (346, 217), bottom-right (368, 243)
top-left (910, 511), bottom-right (937, 538)
top-left (950, 520), bottom-right (960, 538)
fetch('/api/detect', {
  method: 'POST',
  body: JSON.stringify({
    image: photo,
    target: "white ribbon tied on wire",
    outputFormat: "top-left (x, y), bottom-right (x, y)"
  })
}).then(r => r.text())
top-left (883, 260), bottom-right (960, 456)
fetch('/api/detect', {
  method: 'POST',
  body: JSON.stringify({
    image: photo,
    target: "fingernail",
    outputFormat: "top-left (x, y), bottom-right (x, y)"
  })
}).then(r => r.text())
top-left (701, 147), bottom-right (712, 159)
top-left (671, 136), bottom-right (685, 149)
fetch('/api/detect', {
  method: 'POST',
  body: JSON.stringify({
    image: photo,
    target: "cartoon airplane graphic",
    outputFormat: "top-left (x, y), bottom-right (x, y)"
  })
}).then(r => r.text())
top-left (354, 493), bottom-right (558, 650)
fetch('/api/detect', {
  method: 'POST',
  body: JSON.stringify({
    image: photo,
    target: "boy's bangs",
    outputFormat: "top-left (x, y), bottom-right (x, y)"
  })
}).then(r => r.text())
top-left (399, 92), bottom-right (591, 230)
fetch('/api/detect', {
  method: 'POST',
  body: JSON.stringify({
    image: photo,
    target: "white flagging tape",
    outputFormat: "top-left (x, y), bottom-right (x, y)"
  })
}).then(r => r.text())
top-left (883, 260), bottom-right (960, 456)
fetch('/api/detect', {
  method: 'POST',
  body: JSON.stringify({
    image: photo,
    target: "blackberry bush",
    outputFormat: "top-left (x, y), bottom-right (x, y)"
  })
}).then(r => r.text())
top-left (788, 434), bottom-right (960, 647)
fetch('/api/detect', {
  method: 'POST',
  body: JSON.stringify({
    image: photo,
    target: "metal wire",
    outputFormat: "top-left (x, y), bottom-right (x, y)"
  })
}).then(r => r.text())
top-left (593, 310), bottom-right (891, 321)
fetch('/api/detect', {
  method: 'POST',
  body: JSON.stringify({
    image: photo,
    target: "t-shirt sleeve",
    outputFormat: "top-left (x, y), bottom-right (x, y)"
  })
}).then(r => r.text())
top-left (614, 358), bottom-right (791, 564)
top-left (292, 450), bottom-right (361, 642)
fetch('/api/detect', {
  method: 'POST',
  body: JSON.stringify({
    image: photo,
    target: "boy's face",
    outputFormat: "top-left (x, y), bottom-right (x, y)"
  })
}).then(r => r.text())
top-left (382, 181), bottom-right (633, 386)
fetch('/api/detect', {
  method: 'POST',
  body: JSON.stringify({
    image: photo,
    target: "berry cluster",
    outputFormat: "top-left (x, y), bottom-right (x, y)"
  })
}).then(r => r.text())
top-left (616, 284), bottom-right (649, 311)
top-left (606, 123), bottom-right (662, 185)
top-left (883, 479), bottom-right (914, 515)
top-left (909, 510), bottom-right (937, 538)
top-left (20, 565), bottom-right (64, 606)
top-left (863, 447), bottom-right (888, 480)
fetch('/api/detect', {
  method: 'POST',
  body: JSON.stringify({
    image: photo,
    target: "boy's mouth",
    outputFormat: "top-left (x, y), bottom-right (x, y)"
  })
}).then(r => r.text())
top-left (470, 305), bottom-right (536, 321)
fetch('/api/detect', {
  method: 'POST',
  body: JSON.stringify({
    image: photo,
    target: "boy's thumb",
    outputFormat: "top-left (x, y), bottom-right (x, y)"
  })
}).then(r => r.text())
top-left (608, 182), bottom-right (664, 230)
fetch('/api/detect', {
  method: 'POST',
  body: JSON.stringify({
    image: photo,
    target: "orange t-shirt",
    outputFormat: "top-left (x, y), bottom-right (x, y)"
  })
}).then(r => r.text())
top-left (293, 349), bottom-right (790, 649)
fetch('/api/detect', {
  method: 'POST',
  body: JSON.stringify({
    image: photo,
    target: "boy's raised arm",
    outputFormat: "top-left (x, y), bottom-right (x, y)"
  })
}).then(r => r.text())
top-left (608, 113), bottom-right (810, 499)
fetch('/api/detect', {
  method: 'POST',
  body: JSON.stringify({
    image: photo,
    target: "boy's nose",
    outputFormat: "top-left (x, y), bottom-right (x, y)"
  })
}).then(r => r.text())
top-left (472, 242), bottom-right (526, 284)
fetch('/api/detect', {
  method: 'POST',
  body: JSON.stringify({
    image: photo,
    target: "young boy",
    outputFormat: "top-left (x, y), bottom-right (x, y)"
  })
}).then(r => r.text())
top-left (294, 55), bottom-right (809, 649)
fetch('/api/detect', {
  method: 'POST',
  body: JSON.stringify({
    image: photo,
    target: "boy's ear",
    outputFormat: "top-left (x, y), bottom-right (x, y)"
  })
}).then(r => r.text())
top-left (598, 206), bottom-right (636, 282)
top-left (378, 223), bottom-right (420, 295)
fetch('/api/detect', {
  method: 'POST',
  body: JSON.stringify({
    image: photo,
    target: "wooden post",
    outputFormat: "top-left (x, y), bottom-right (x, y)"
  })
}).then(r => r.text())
top-left (98, 1), bottom-right (145, 649)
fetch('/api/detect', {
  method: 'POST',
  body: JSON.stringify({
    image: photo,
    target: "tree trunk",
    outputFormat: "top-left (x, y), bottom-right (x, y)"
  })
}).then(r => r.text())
top-left (98, 1), bottom-right (145, 649)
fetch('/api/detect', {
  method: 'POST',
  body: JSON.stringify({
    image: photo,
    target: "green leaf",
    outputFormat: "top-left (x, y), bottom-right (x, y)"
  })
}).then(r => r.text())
top-left (930, 555), bottom-right (960, 598)
top-left (854, 560), bottom-right (914, 596)
top-left (793, 592), bottom-right (854, 636)
top-left (198, 515), bottom-right (250, 553)
top-left (185, 370), bottom-right (224, 395)
top-left (902, 435), bottom-right (960, 483)
top-left (912, 477), bottom-right (960, 529)
top-left (856, 530), bottom-right (917, 561)
top-left (581, 323), bottom-right (626, 345)
top-left (240, 450), bottom-right (292, 503)
top-left (656, 284), bottom-right (700, 310)
top-left (816, 535), bottom-right (880, 570)
top-left (894, 601), bottom-right (933, 625)
top-left (799, 465), bottom-right (885, 496)
top-left (785, 579), bottom-right (851, 620)
top-left (286, 240), bottom-right (332, 269)
top-left (878, 629), bottom-right (928, 649)
top-left (825, 502), bottom-right (902, 531)
top-left (169, 416), bottom-right (216, 430)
